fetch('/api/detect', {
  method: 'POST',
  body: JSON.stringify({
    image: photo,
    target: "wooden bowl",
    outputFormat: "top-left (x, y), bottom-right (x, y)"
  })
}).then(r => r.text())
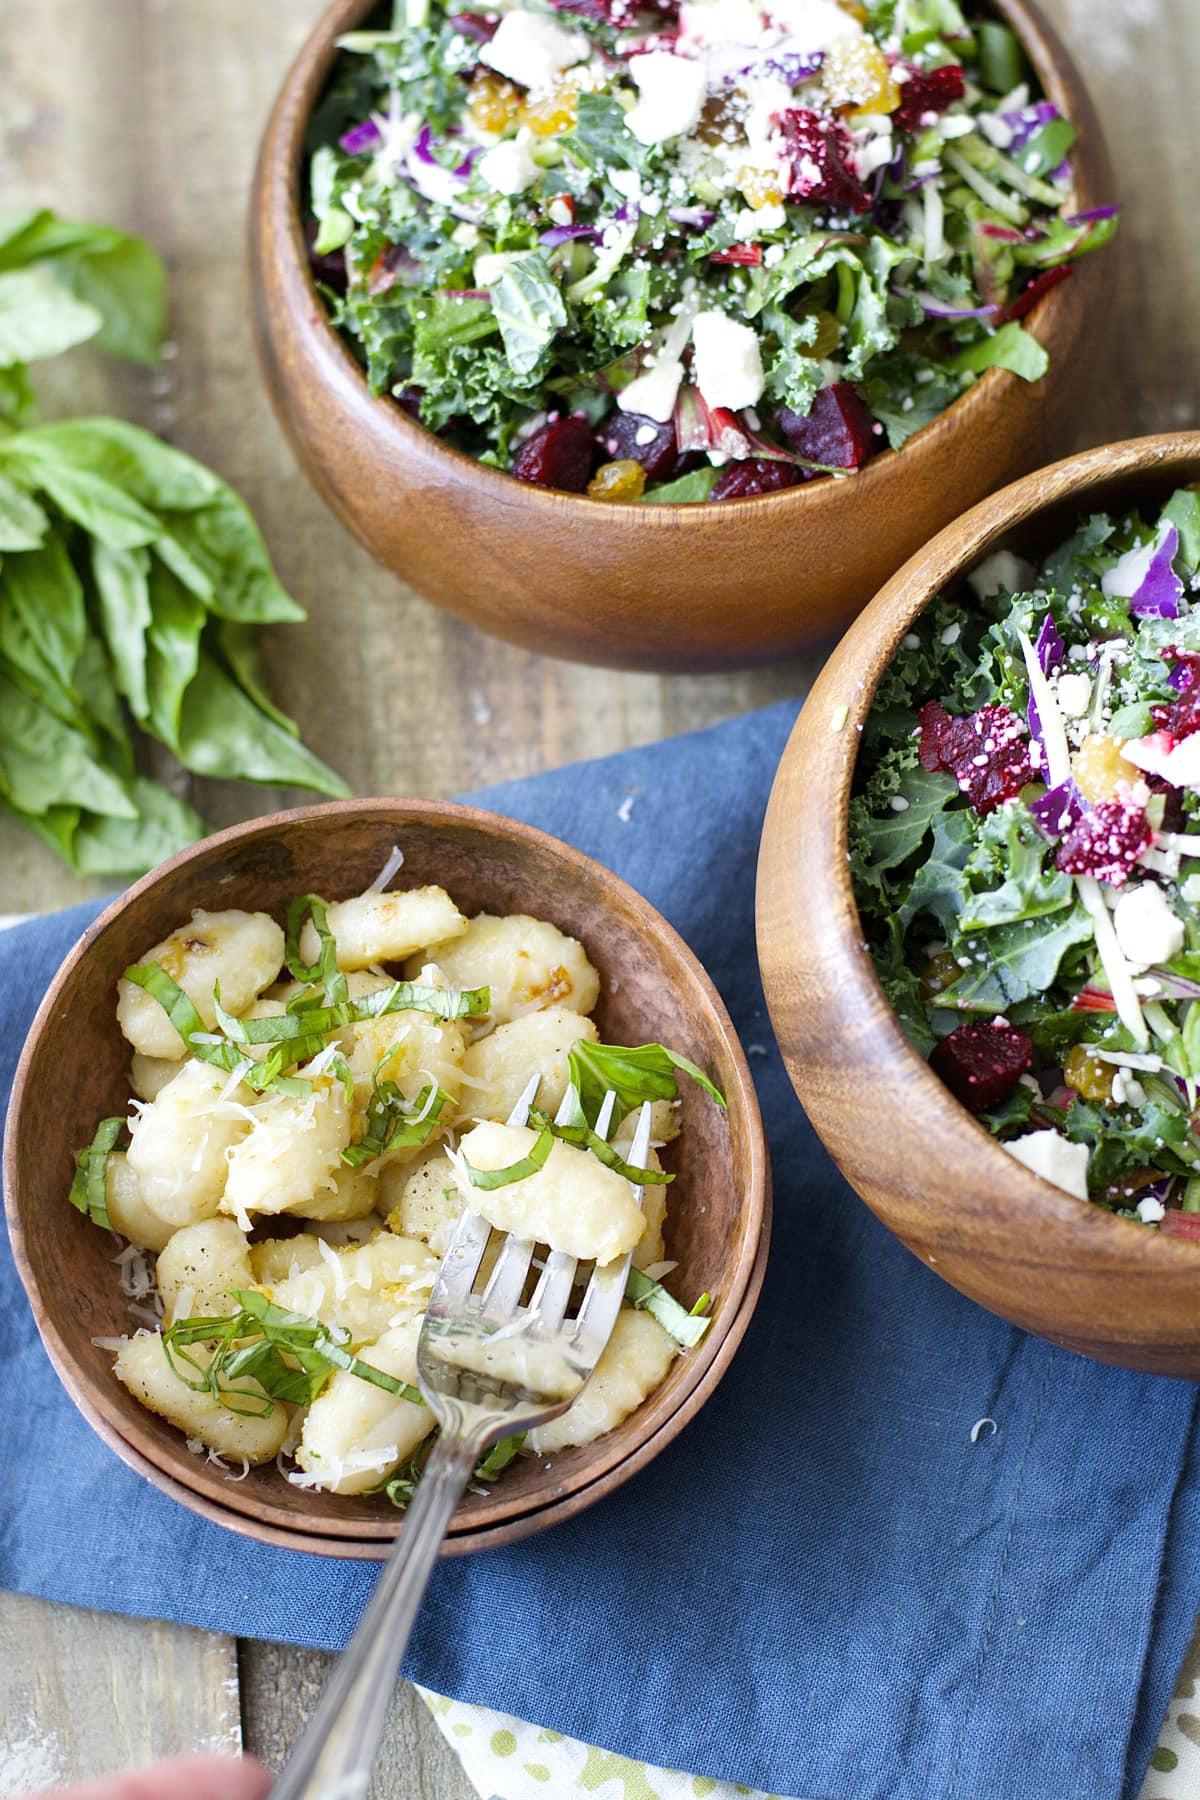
top-left (247, 0), bottom-right (1113, 674)
top-left (757, 433), bottom-right (1200, 1379)
top-left (5, 800), bottom-right (769, 1557)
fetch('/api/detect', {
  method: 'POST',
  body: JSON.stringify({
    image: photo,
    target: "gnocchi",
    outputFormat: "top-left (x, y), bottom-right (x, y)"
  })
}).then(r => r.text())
top-left (80, 865), bottom-right (715, 1497)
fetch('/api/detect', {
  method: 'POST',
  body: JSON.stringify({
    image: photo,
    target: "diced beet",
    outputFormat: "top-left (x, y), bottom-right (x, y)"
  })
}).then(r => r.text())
top-left (395, 385), bottom-right (424, 420)
top-left (1005, 263), bottom-right (1072, 323)
top-left (1160, 1210), bottom-right (1200, 1242)
top-left (511, 415), bottom-right (595, 492)
top-left (777, 109), bottom-right (870, 214)
top-left (779, 383), bottom-right (880, 469)
top-left (917, 700), bottom-right (1034, 816)
top-left (709, 243), bottom-right (764, 266)
top-left (448, 10), bottom-right (499, 40)
top-left (1053, 799), bottom-right (1152, 886)
top-left (894, 64), bottom-right (966, 134)
top-left (709, 459), bottom-right (801, 501)
top-left (929, 1020), bottom-right (1033, 1114)
top-left (600, 411), bottom-right (680, 484)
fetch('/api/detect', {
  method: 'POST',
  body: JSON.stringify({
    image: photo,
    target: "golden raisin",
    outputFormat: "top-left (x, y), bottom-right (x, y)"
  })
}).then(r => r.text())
top-left (1063, 1043), bottom-right (1116, 1105)
top-left (519, 81), bottom-right (579, 136)
top-left (737, 164), bottom-right (784, 210)
top-left (587, 459), bottom-right (646, 502)
top-left (697, 94), bottom-right (739, 145)
top-left (919, 949), bottom-right (963, 1000)
top-left (823, 39), bottom-right (901, 116)
top-left (796, 309), bottom-right (842, 359)
top-left (836, 0), bottom-right (869, 18)
top-left (469, 70), bottom-right (521, 133)
top-left (1072, 734), bottom-right (1137, 804)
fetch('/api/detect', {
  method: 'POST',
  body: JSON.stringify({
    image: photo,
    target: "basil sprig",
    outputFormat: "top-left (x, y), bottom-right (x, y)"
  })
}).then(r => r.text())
top-left (162, 1288), bottom-right (424, 1416)
top-left (566, 1041), bottom-right (726, 1130)
top-left (67, 1114), bottom-right (125, 1228)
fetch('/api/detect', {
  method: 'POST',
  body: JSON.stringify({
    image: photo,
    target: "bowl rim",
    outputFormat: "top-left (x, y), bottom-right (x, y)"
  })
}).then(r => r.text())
top-left (258, 0), bottom-right (1107, 520)
top-left (5, 796), bottom-right (770, 1552)
top-left (758, 429), bottom-right (1200, 1284)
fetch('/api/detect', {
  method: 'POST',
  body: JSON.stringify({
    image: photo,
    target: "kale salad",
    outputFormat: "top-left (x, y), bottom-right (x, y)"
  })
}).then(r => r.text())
top-left (851, 489), bottom-right (1200, 1235)
top-left (303, 0), bottom-right (1115, 502)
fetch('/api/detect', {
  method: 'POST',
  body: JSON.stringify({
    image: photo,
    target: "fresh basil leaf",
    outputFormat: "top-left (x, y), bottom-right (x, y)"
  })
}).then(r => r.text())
top-left (0, 669), bottom-right (135, 818)
top-left (15, 453), bottom-right (162, 549)
top-left (91, 542), bottom-right (152, 720)
top-left (0, 363), bottom-right (36, 426)
top-left (213, 620), bottom-right (299, 737)
top-left (67, 1115), bottom-right (125, 1229)
top-left (73, 634), bottom-right (132, 777)
top-left (566, 1040), bottom-right (725, 1128)
top-left (625, 1267), bottom-right (712, 1345)
top-left (0, 471), bottom-right (48, 550)
top-left (489, 253), bottom-right (567, 380)
top-left (170, 649), bottom-right (351, 796)
top-left (156, 490), bottom-right (306, 624)
top-left (144, 562), bottom-right (206, 749)
top-left (50, 232), bottom-right (166, 366)
top-left (14, 419), bottom-right (221, 510)
top-left (0, 269), bottom-right (101, 366)
top-left (951, 320), bottom-right (1049, 383)
top-left (71, 779), bottom-right (202, 878)
top-left (0, 533), bottom-right (88, 685)
top-left (462, 1124), bottom-right (555, 1189)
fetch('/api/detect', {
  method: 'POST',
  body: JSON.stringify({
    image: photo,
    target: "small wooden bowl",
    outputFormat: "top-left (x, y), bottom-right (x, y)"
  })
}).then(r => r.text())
top-left (757, 433), bottom-right (1200, 1379)
top-left (5, 800), bottom-right (769, 1557)
top-left (247, 0), bottom-right (1113, 674)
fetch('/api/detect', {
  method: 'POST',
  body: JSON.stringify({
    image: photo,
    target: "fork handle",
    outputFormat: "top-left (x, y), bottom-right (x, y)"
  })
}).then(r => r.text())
top-left (270, 1432), bottom-right (483, 1800)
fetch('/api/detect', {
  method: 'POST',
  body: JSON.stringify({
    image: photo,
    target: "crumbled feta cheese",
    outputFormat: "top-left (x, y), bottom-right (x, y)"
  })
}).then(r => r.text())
top-left (1112, 884), bottom-right (1185, 969)
top-left (481, 9), bottom-right (589, 90)
top-left (735, 202), bottom-right (787, 238)
top-left (1137, 1195), bottom-right (1166, 1223)
top-left (609, 168), bottom-right (642, 201)
top-left (978, 113), bottom-right (1014, 149)
top-left (690, 310), bottom-right (764, 410)
top-left (1182, 873), bottom-right (1200, 905)
top-left (764, 0), bottom-right (862, 51)
top-left (547, 195), bottom-right (574, 226)
top-left (626, 53), bottom-right (707, 147)
top-left (939, 621), bottom-right (961, 646)
top-left (967, 549), bottom-right (1036, 600)
top-left (478, 139), bottom-right (540, 196)
top-left (634, 422), bottom-right (659, 446)
top-left (1004, 1129), bottom-right (1090, 1202)
top-left (617, 357), bottom-right (686, 423)
top-left (679, 0), bottom-right (764, 48)
top-left (1055, 672), bottom-right (1092, 717)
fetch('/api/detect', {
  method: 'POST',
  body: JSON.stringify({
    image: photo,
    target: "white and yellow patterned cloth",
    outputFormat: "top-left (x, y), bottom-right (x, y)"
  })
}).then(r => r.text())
top-left (419, 1619), bottom-right (1200, 1800)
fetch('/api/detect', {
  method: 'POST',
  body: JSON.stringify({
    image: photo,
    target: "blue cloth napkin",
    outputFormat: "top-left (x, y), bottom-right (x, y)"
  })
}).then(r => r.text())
top-left (2, 698), bottom-right (1198, 1800)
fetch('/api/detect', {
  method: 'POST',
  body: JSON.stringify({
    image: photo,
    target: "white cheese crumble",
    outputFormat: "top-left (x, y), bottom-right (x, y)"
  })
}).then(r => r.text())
top-left (1003, 1129), bottom-right (1091, 1202)
top-left (478, 138), bottom-right (540, 196)
top-left (626, 52), bottom-right (708, 146)
top-left (967, 549), bottom-right (1036, 600)
top-left (481, 9), bottom-right (589, 91)
top-left (1136, 1196), bottom-right (1167, 1223)
top-left (764, 0), bottom-right (863, 51)
top-left (617, 356), bottom-right (686, 422)
top-left (1054, 671), bottom-right (1092, 717)
top-left (690, 310), bottom-right (765, 410)
top-left (1112, 884), bottom-right (1185, 969)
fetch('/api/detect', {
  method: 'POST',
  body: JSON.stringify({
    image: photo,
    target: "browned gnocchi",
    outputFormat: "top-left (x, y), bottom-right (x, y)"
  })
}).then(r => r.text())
top-left (71, 862), bottom-right (717, 1498)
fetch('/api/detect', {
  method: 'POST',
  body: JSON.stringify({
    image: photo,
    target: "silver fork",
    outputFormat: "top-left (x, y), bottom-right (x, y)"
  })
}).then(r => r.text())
top-left (272, 1080), bottom-right (651, 1800)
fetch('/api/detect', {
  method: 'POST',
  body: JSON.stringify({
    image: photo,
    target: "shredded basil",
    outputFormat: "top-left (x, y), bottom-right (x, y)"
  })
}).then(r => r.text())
top-left (284, 893), bottom-right (348, 1006)
top-left (341, 1080), bottom-right (455, 1168)
top-left (625, 1267), bottom-right (712, 1347)
top-left (462, 1124), bottom-right (555, 1190)
top-left (67, 1114), bottom-right (125, 1228)
top-left (527, 1107), bottom-right (672, 1186)
top-left (122, 961), bottom-right (312, 1095)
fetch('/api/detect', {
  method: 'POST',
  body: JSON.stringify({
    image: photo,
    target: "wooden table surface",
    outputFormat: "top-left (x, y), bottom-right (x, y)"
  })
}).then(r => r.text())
top-left (1, 0), bottom-right (1196, 1791)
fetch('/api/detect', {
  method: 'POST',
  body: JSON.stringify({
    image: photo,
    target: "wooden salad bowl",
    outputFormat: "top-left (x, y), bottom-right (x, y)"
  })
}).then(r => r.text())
top-left (5, 800), bottom-right (770, 1557)
top-left (757, 433), bottom-right (1200, 1379)
top-left (247, 0), bottom-right (1114, 674)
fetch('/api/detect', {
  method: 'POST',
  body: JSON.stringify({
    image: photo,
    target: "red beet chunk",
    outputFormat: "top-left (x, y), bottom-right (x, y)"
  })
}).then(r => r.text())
top-left (777, 109), bottom-right (870, 214)
top-left (917, 700), bottom-right (1034, 816)
top-left (710, 243), bottom-right (764, 266)
top-left (511, 415), bottom-right (595, 493)
top-left (448, 10), bottom-right (499, 39)
top-left (710, 459), bottom-right (800, 501)
top-left (303, 218), bottom-right (347, 293)
top-left (600, 411), bottom-right (680, 484)
top-left (929, 1020), bottom-right (1033, 1113)
top-left (1053, 799), bottom-right (1152, 887)
top-left (1160, 1210), bottom-right (1200, 1242)
top-left (894, 64), bottom-right (966, 134)
top-left (779, 383), bottom-right (880, 470)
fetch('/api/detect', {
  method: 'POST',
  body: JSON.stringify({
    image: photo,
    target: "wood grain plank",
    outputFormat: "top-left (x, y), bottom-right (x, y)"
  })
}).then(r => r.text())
top-left (238, 1642), bottom-right (476, 1800)
top-left (0, 1592), bottom-right (239, 1792)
